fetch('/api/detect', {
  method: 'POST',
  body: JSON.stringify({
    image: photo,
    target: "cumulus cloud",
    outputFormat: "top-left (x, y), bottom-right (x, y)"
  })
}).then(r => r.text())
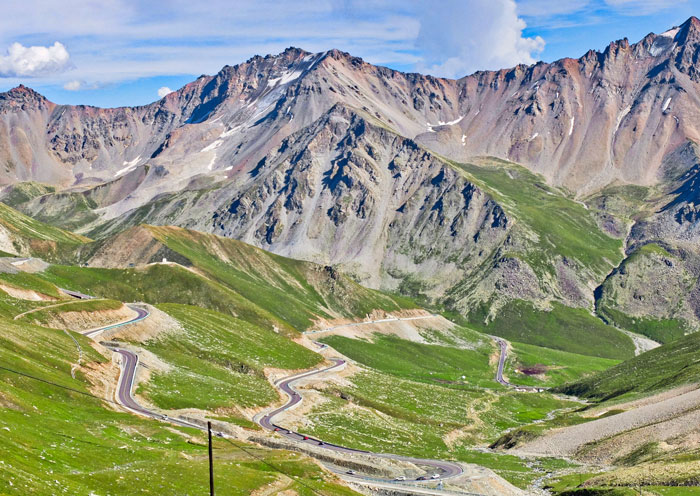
top-left (414, 0), bottom-right (545, 78)
top-left (0, 41), bottom-right (71, 77)
top-left (157, 86), bottom-right (172, 98)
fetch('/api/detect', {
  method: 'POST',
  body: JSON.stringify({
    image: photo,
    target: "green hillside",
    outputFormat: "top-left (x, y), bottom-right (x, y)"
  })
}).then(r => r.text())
top-left (468, 300), bottom-right (635, 360)
top-left (0, 313), bottom-right (356, 495)
top-left (0, 201), bottom-right (89, 251)
top-left (451, 159), bottom-right (623, 278)
top-left (145, 225), bottom-right (413, 330)
top-left (138, 303), bottom-right (321, 410)
top-left (558, 331), bottom-right (700, 403)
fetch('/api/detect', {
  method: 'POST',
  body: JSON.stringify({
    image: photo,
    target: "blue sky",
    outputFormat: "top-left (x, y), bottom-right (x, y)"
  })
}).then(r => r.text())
top-left (0, 0), bottom-right (695, 107)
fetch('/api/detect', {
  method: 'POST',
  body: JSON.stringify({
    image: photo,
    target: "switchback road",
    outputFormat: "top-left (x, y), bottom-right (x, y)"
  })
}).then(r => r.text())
top-left (256, 356), bottom-right (465, 483)
top-left (82, 306), bottom-right (474, 493)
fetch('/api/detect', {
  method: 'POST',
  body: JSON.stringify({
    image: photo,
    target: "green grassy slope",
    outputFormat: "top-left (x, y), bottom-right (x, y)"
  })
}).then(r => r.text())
top-left (0, 316), bottom-right (356, 495)
top-left (0, 201), bottom-right (89, 254)
top-left (322, 333), bottom-right (496, 387)
top-left (469, 300), bottom-right (635, 360)
top-left (559, 331), bottom-right (700, 402)
top-left (0, 181), bottom-right (56, 207)
top-left (451, 159), bottom-right (623, 278)
top-left (597, 244), bottom-right (694, 344)
top-left (302, 330), bottom-right (581, 487)
top-left (138, 303), bottom-right (321, 410)
top-left (506, 341), bottom-right (621, 388)
top-left (39, 263), bottom-right (296, 333)
top-left (18, 298), bottom-right (125, 327)
top-left (0, 271), bottom-right (63, 299)
top-left (145, 225), bottom-right (413, 330)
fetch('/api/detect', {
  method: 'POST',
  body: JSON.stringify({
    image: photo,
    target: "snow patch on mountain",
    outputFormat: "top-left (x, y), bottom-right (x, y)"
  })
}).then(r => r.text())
top-left (114, 156), bottom-right (141, 177)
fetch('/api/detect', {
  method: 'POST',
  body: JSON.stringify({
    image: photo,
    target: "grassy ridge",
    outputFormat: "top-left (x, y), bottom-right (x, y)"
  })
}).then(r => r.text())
top-left (20, 298), bottom-right (125, 327)
top-left (559, 331), bottom-right (700, 402)
top-left (39, 263), bottom-right (295, 333)
top-left (451, 160), bottom-right (622, 278)
top-left (0, 271), bottom-right (63, 299)
top-left (0, 201), bottom-right (89, 247)
top-left (138, 303), bottom-right (321, 410)
top-left (146, 225), bottom-right (413, 330)
top-left (469, 300), bottom-right (635, 360)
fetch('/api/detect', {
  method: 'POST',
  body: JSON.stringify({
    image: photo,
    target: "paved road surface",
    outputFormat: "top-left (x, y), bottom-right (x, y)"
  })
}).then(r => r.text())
top-left (491, 336), bottom-right (544, 393)
top-left (82, 304), bottom-right (472, 493)
top-left (80, 303), bottom-right (203, 430)
top-left (257, 357), bottom-right (465, 483)
top-left (493, 337), bottom-right (512, 387)
top-left (83, 306), bottom-right (149, 338)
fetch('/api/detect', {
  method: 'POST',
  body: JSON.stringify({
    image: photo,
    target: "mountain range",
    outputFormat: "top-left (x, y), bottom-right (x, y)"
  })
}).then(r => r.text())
top-left (4, 17), bottom-right (700, 340)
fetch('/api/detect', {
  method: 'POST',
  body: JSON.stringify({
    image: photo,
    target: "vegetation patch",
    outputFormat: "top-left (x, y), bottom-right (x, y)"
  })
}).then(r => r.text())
top-left (451, 160), bottom-right (623, 278)
top-left (0, 271), bottom-right (62, 299)
top-left (0, 317), bottom-right (354, 495)
top-left (320, 333), bottom-right (495, 387)
top-left (559, 330), bottom-right (700, 402)
top-left (506, 341), bottom-right (621, 387)
top-left (137, 303), bottom-right (321, 410)
top-left (469, 300), bottom-right (635, 360)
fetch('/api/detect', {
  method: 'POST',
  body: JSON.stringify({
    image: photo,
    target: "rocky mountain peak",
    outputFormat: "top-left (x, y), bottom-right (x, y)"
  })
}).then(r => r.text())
top-left (0, 84), bottom-right (52, 113)
top-left (675, 16), bottom-right (700, 44)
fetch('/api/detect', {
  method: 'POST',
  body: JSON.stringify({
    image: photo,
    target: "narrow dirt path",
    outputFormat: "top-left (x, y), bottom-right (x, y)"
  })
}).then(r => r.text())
top-left (13, 298), bottom-right (109, 320)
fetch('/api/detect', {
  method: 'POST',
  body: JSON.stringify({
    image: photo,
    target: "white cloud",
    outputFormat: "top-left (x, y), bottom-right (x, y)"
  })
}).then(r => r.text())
top-left (157, 86), bottom-right (173, 98)
top-left (63, 79), bottom-right (82, 90)
top-left (0, 41), bottom-right (71, 77)
top-left (415, 0), bottom-right (545, 78)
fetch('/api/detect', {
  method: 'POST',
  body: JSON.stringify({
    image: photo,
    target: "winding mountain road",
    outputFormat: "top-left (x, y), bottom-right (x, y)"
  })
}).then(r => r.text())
top-left (79, 305), bottom-right (475, 492)
top-left (78, 304), bottom-right (202, 430)
top-left (256, 357), bottom-right (465, 483)
top-left (83, 306), bottom-right (149, 338)
top-left (493, 337), bottom-right (513, 387)
top-left (491, 336), bottom-right (544, 392)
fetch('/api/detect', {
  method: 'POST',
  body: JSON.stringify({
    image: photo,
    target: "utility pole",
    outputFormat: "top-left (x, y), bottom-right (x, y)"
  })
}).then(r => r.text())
top-left (208, 421), bottom-right (215, 496)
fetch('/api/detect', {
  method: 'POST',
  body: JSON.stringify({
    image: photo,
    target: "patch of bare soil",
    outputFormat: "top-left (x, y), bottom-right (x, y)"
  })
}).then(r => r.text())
top-left (83, 345), bottom-right (122, 410)
top-left (249, 476), bottom-right (294, 496)
top-left (43, 304), bottom-right (138, 332)
top-left (308, 312), bottom-right (455, 344)
top-left (0, 283), bottom-right (55, 301)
